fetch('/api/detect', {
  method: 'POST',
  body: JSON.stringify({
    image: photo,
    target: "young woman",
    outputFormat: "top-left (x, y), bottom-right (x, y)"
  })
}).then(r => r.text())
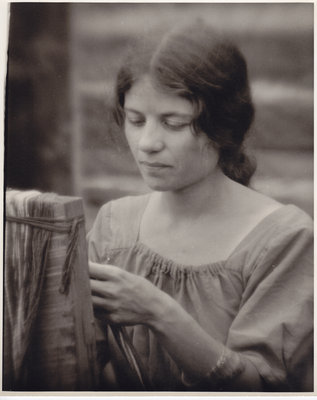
top-left (88, 22), bottom-right (313, 391)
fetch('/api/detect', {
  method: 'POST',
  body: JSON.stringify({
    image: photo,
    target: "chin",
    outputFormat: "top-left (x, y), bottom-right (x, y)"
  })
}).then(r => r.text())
top-left (141, 177), bottom-right (172, 192)
top-left (145, 182), bottom-right (172, 192)
top-left (142, 173), bottom-right (199, 193)
top-left (145, 179), bottom-right (192, 193)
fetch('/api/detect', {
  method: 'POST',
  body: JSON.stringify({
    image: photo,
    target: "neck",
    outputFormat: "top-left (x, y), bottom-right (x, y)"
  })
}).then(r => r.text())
top-left (154, 170), bottom-right (234, 221)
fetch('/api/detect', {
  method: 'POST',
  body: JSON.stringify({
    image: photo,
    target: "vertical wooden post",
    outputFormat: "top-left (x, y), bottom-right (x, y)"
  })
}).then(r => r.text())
top-left (69, 5), bottom-right (83, 197)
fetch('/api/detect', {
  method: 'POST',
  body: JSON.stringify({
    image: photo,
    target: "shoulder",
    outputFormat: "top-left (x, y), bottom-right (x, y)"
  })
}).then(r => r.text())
top-left (237, 204), bottom-right (313, 307)
top-left (245, 204), bottom-right (313, 278)
top-left (260, 204), bottom-right (313, 244)
top-left (231, 192), bottom-right (313, 281)
top-left (96, 194), bottom-right (151, 226)
top-left (108, 193), bottom-right (151, 215)
top-left (258, 204), bottom-right (313, 253)
top-left (234, 182), bottom-right (312, 236)
top-left (269, 205), bottom-right (313, 264)
top-left (93, 193), bottom-right (150, 229)
top-left (87, 194), bottom-right (151, 261)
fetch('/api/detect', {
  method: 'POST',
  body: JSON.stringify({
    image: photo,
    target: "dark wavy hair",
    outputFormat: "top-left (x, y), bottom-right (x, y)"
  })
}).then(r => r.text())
top-left (113, 21), bottom-right (256, 186)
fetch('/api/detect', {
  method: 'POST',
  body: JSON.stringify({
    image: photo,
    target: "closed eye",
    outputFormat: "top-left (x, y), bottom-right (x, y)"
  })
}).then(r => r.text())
top-left (125, 110), bottom-right (145, 127)
top-left (162, 118), bottom-right (191, 131)
top-left (126, 117), bottom-right (145, 127)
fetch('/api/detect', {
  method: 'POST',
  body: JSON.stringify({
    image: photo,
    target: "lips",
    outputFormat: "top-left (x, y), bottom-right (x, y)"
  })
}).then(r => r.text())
top-left (140, 161), bottom-right (171, 168)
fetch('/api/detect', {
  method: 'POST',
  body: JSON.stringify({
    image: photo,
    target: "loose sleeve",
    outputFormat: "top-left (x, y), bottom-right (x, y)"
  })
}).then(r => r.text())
top-left (226, 219), bottom-right (313, 391)
top-left (86, 202), bottom-right (114, 379)
top-left (87, 202), bottom-right (113, 264)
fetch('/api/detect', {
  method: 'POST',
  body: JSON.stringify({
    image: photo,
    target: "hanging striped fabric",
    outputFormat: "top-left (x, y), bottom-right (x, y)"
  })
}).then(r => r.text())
top-left (4, 189), bottom-right (99, 391)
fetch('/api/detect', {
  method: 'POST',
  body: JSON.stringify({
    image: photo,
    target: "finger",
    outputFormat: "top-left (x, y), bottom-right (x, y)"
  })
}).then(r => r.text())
top-left (93, 308), bottom-right (108, 321)
top-left (93, 308), bottom-right (120, 325)
top-left (93, 309), bottom-right (114, 323)
top-left (91, 295), bottom-right (117, 312)
top-left (89, 261), bottom-right (122, 281)
top-left (90, 279), bottom-right (115, 298)
top-left (89, 261), bottom-right (110, 280)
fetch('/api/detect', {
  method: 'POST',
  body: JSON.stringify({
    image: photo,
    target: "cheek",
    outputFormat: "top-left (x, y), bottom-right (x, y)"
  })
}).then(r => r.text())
top-left (194, 142), bottom-right (219, 173)
top-left (203, 144), bottom-right (219, 165)
top-left (124, 129), bottom-right (138, 154)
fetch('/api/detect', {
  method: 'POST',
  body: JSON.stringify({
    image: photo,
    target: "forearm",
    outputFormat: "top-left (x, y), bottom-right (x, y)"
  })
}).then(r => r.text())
top-left (147, 289), bottom-right (263, 390)
top-left (90, 262), bottom-right (263, 390)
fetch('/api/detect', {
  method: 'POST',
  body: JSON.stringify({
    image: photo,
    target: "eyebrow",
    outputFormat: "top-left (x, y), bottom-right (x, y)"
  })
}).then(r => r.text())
top-left (124, 107), bottom-right (193, 119)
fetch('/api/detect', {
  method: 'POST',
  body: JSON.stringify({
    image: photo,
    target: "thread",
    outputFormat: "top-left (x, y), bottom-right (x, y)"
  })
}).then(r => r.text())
top-left (4, 190), bottom-right (98, 390)
top-left (6, 214), bottom-right (84, 294)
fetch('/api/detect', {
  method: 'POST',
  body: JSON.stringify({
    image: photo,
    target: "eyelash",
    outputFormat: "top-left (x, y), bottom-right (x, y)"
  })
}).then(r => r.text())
top-left (127, 118), bottom-right (145, 127)
top-left (162, 120), bottom-right (190, 131)
top-left (126, 117), bottom-right (190, 131)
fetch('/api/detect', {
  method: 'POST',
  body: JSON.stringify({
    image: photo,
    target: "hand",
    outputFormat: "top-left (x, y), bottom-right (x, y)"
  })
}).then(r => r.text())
top-left (89, 261), bottom-right (163, 326)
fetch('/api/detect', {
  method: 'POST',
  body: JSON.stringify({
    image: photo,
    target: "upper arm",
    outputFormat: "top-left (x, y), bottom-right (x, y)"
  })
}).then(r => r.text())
top-left (226, 222), bottom-right (313, 391)
top-left (87, 202), bottom-right (113, 263)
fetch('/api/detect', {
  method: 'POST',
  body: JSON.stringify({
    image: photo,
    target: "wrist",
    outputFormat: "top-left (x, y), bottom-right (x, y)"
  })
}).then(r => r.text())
top-left (144, 287), bottom-right (179, 331)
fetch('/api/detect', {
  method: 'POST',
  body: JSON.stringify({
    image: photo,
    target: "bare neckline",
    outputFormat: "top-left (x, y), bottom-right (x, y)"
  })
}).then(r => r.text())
top-left (135, 193), bottom-right (289, 269)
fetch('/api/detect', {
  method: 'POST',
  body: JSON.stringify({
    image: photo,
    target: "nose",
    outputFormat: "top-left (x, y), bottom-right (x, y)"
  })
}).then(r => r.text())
top-left (138, 120), bottom-right (164, 153)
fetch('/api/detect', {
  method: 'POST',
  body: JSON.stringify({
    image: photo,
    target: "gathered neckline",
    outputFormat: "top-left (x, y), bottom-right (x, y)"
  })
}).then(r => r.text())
top-left (133, 241), bottom-right (226, 275)
top-left (133, 198), bottom-right (293, 273)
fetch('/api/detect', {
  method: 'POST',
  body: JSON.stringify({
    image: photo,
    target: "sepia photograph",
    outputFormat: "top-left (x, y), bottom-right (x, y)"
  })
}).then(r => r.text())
top-left (3, 2), bottom-right (314, 394)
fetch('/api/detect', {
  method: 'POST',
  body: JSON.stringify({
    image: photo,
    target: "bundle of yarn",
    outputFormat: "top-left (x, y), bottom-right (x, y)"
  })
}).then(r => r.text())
top-left (4, 189), bottom-right (98, 391)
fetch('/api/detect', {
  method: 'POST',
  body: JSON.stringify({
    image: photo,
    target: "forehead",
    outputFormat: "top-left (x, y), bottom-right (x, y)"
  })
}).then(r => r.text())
top-left (124, 75), bottom-right (194, 115)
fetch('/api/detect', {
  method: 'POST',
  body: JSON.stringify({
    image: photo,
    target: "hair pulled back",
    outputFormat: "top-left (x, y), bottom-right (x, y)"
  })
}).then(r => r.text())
top-left (114, 21), bottom-right (256, 186)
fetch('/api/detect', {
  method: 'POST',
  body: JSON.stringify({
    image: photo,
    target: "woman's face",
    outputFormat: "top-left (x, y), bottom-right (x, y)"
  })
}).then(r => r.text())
top-left (124, 75), bottom-right (220, 192)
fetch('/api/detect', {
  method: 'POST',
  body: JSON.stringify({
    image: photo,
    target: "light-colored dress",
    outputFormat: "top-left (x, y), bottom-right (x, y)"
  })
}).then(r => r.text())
top-left (87, 194), bottom-right (313, 391)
